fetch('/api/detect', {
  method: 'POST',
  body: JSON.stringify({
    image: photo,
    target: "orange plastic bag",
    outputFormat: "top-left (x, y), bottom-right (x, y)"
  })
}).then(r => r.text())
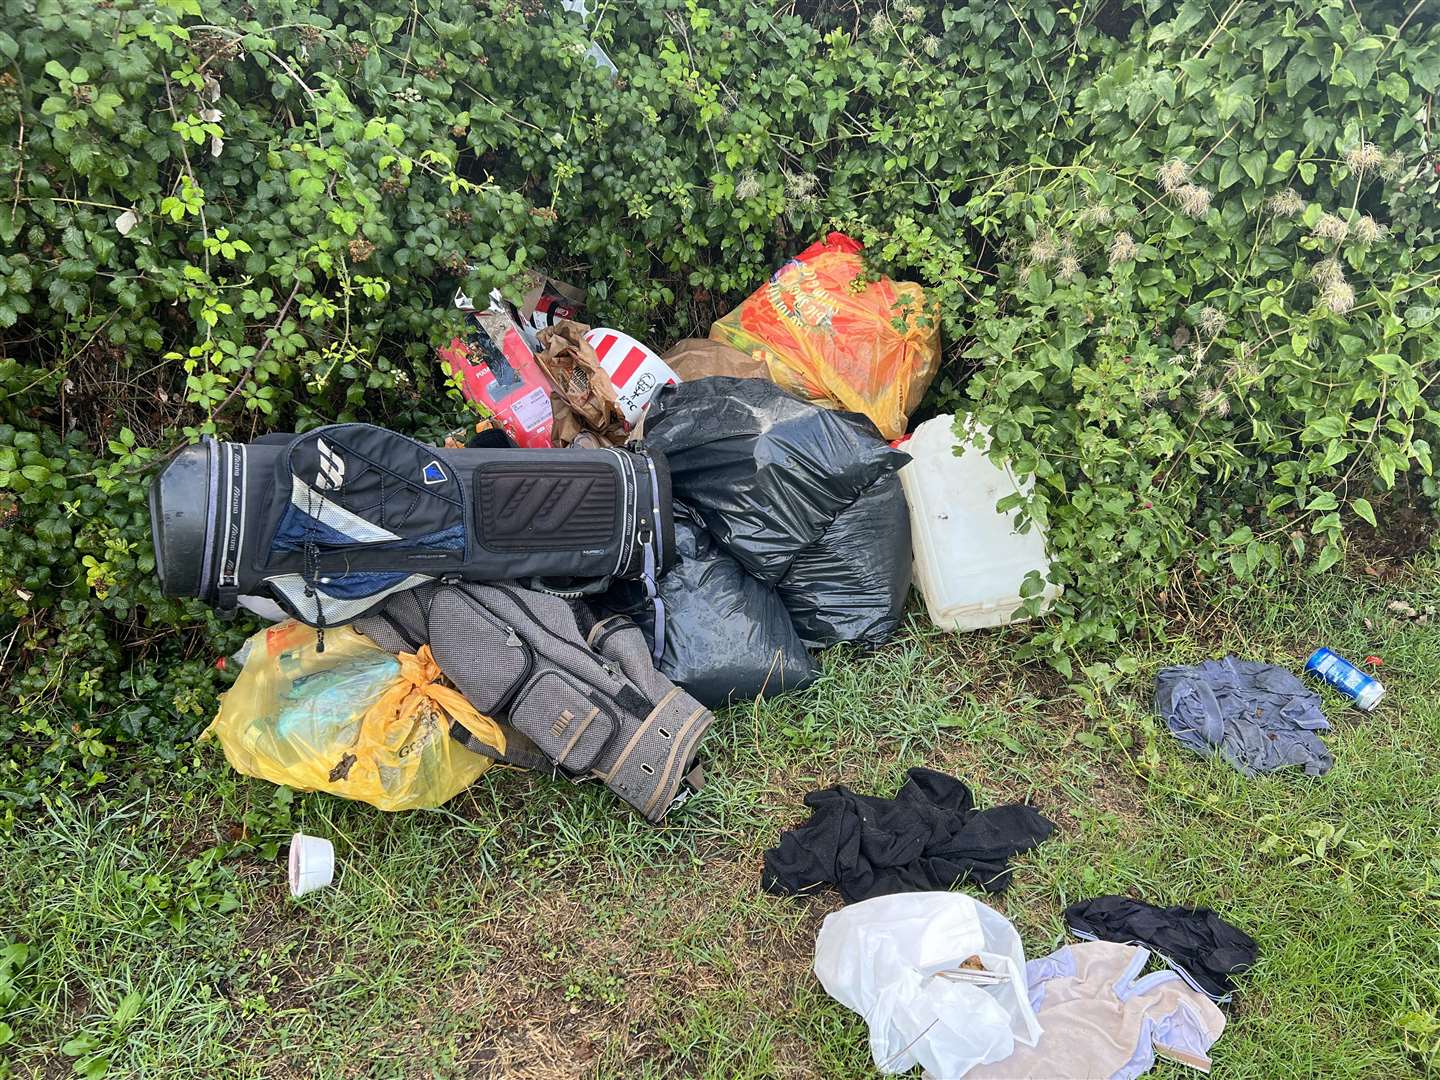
top-left (708, 233), bottom-right (940, 439)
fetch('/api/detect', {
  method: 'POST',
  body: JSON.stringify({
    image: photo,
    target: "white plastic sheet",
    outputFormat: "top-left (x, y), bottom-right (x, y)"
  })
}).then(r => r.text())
top-left (813, 892), bottom-right (1042, 1078)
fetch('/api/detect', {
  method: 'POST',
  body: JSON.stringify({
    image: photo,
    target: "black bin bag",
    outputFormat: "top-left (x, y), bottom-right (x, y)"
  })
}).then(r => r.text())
top-left (778, 470), bottom-right (912, 649)
top-left (642, 378), bottom-right (907, 586)
top-left (649, 513), bottom-right (817, 708)
top-left (636, 378), bottom-right (912, 690)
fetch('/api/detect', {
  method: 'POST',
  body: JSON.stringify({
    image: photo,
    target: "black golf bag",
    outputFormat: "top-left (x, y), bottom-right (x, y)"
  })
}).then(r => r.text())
top-left (149, 423), bottom-right (673, 629)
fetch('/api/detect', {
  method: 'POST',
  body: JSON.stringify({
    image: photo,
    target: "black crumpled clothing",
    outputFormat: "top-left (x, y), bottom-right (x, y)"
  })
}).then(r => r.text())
top-left (1065, 895), bottom-right (1258, 1001)
top-left (761, 767), bottom-right (1055, 903)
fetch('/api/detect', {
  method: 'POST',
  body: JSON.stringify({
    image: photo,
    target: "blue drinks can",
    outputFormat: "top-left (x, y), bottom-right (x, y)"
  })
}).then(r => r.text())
top-left (1305, 647), bottom-right (1384, 711)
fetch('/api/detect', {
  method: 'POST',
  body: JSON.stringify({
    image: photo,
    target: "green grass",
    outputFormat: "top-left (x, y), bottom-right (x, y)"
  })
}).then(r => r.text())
top-left (4, 557), bottom-right (1440, 1079)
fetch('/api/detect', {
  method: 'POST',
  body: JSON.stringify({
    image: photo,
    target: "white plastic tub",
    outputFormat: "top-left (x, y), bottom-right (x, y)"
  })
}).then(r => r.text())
top-left (899, 415), bottom-right (1060, 631)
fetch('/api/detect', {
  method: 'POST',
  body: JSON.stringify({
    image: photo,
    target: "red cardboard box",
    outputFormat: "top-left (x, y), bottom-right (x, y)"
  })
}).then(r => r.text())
top-left (439, 310), bottom-right (556, 448)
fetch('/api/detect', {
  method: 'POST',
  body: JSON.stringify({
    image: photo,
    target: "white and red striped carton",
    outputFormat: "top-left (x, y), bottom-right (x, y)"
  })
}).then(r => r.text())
top-left (583, 328), bottom-right (681, 426)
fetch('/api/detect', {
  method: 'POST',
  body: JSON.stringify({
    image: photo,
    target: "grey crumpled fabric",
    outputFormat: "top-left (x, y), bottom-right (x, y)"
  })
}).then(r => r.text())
top-left (1155, 655), bottom-right (1333, 776)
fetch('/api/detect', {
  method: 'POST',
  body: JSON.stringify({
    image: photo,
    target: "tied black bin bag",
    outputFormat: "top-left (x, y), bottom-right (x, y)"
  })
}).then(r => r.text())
top-left (630, 378), bottom-right (912, 705)
top-left (637, 511), bottom-right (817, 706)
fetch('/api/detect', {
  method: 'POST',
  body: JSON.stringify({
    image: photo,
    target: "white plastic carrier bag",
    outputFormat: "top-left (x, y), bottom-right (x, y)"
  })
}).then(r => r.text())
top-left (813, 891), bottom-right (1042, 1078)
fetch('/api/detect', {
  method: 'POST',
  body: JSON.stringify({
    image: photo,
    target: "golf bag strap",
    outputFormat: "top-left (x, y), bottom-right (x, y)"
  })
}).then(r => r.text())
top-left (594, 691), bottom-right (712, 823)
top-left (449, 720), bottom-right (549, 771)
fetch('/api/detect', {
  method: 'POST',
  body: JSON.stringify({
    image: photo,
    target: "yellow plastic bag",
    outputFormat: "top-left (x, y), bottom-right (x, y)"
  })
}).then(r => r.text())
top-left (204, 621), bottom-right (506, 811)
top-left (709, 233), bottom-right (941, 440)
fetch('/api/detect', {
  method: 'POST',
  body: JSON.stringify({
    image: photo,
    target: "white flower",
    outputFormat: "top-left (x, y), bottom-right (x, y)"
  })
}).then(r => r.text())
top-left (783, 171), bottom-right (818, 199)
top-left (1266, 189), bottom-right (1304, 217)
top-left (1197, 306), bottom-right (1228, 336)
top-left (1158, 158), bottom-right (1190, 194)
top-left (1176, 184), bottom-right (1212, 218)
top-left (1312, 213), bottom-right (1348, 242)
top-left (1108, 231), bottom-right (1137, 265)
top-left (1321, 279), bottom-right (1356, 314)
top-left (1342, 142), bottom-right (1387, 178)
top-left (1199, 385), bottom-right (1230, 416)
top-left (1351, 215), bottom-right (1386, 245)
top-left (1027, 235), bottom-right (1058, 264)
top-left (1311, 258), bottom-right (1346, 287)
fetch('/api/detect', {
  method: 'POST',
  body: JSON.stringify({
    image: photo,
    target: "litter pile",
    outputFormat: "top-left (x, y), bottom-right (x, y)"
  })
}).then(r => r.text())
top-left (813, 892), bottom-right (1239, 1080)
top-left (147, 232), bottom-right (1385, 1076)
top-left (154, 233), bottom-right (1049, 827)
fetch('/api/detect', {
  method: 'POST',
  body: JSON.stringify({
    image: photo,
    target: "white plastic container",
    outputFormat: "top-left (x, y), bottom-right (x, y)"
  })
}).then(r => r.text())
top-left (899, 415), bottom-right (1060, 631)
top-left (288, 833), bottom-right (335, 897)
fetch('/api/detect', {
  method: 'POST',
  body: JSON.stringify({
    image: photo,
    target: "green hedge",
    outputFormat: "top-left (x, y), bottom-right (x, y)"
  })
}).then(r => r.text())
top-left (2, 0), bottom-right (1437, 803)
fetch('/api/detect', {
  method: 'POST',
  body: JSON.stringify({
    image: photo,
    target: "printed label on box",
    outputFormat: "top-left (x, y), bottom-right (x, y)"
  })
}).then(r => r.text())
top-left (510, 386), bottom-right (553, 431)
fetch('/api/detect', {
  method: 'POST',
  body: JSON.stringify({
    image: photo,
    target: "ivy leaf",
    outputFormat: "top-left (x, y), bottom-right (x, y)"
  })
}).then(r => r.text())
top-left (1241, 150), bottom-right (1267, 185)
top-left (1340, 47), bottom-right (1379, 88)
top-left (1306, 491), bottom-right (1339, 512)
top-left (1262, 40), bottom-right (1288, 75)
top-left (1381, 72), bottom-right (1409, 102)
top-left (1313, 543), bottom-right (1342, 574)
top-left (1350, 497), bottom-right (1377, 527)
top-left (1219, 156), bottom-right (1242, 190)
top-left (1229, 549), bottom-right (1251, 579)
top-left (1286, 53), bottom-right (1320, 97)
top-left (1302, 416), bottom-right (1345, 442)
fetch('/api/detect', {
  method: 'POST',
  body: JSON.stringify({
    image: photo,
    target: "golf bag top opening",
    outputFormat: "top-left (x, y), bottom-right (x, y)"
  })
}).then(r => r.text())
top-left (149, 423), bottom-right (674, 627)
